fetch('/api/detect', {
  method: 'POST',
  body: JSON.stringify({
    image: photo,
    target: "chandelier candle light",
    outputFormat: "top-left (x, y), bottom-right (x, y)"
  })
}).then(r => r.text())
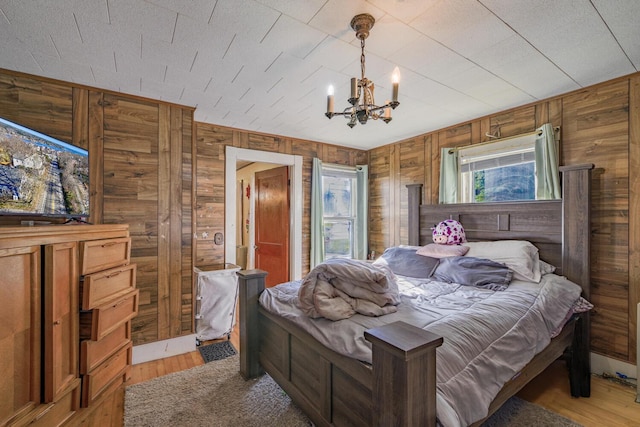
top-left (325, 13), bottom-right (400, 128)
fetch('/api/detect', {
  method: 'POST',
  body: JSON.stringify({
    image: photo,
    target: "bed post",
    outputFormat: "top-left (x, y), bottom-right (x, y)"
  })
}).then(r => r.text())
top-left (365, 321), bottom-right (444, 427)
top-left (560, 163), bottom-right (594, 398)
top-left (238, 269), bottom-right (267, 380)
top-left (407, 184), bottom-right (423, 246)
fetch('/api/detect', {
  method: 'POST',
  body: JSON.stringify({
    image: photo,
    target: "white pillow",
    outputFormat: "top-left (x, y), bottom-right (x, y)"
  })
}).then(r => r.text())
top-left (463, 240), bottom-right (541, 283)
top-left (539, 260), bottom-right (556, 276)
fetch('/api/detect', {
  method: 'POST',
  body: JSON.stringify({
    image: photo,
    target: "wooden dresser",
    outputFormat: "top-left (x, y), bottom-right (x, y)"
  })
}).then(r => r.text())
top-left (0, 224), bottom-right (137, 426)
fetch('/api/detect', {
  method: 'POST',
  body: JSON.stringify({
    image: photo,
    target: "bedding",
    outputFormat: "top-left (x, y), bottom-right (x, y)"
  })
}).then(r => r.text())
top-left (297, 258), bottom-right (400, 321)
top-left (260, 268), bottom-right (583, 426)
top-left (417, 243), bottom-right (470, 258)
top-left (372, 245), bottom-right (439, 278)
top-left (432, 256), bottom-right (513, 291)
top-left (463, 240), bottom-right (541, 282)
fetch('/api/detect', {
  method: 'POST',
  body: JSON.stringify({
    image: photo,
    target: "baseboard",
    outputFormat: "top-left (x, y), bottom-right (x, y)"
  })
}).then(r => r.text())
top-left (132, 334), bottom-right (197, 365)
top-left (590, 352), bottom-right (636, 380)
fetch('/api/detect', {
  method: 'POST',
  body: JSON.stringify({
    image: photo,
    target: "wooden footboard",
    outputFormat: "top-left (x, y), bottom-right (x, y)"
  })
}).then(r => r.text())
top-left (238, 270), bottom-right (443, 427)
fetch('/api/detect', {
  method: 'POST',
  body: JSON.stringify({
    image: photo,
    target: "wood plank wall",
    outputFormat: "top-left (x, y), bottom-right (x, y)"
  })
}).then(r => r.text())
top-left (193, 123), bottom-right (368, 276)
top-left (0, 70), bottom-right (194, 345)
top-left (369, 73), bottom-right (639, 366)
top-left (1, 66), bottom-right (637, 366)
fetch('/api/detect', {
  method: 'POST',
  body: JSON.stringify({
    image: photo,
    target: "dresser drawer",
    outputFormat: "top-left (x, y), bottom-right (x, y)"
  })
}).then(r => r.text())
top-left (14, 379), bottom-right (80, 427)
top-left (81, 264), bottom-right (137, 310)
top-left (80, 290), bottom-right (139, 341)
top-left (81, 343), bottom-right (132, 408)
top-left (80, 322), bottom-right (131, 374)
top-left (79, 237), bottom-right (131, 275)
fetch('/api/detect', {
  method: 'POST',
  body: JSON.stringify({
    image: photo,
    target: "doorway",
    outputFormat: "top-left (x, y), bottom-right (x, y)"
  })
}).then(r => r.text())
top-left (224, 147), bottom-right (302, 282)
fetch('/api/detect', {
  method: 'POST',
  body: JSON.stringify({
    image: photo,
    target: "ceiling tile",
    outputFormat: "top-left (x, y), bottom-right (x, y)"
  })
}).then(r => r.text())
top-left (2, 0), bottom-right (639, 148)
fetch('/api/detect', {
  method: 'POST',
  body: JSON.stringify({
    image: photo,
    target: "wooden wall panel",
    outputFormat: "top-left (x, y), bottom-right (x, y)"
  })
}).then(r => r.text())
top-left (0, 74), bottom-right (73, 143)
top-left (368, 146), bottom-right (392, 255)
top-left (88, 91), bottom-right (104, 224)
top-left (368, 73), bottom-right (640, 365)
top-left (398, 137), bottom-right (425, 244)
top-left (629, 75), bottom-right (640, 362)
top-left (182, 110), bottom-right (194, 334)
top-left (194, 125), bottom-right (229, 267)
top-left (102, 94), bottom-right (161, 344)
top-left (562, 81), bottom-right (630, 359)
top-left (193, 125), bottom-right (366, 276)
top-left (2, 67), bottom-right (638, 364)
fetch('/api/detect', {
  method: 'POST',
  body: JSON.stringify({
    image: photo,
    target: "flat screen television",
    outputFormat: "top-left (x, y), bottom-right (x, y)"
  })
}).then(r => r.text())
top-left (0, 116), bottom-right (89, 219)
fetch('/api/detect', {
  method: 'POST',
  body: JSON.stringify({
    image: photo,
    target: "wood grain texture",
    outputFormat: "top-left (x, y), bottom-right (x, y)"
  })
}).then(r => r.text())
top-left (1, 66), bottom-right (638, 364)
top-left (368, 73), bottom-right (639, 365)
top-left (629, 75), bottom-right (640, 362)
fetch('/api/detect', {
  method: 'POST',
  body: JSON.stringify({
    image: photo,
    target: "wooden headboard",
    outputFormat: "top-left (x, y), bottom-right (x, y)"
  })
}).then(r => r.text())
top-left (407, 164), bottom-right (594, 298)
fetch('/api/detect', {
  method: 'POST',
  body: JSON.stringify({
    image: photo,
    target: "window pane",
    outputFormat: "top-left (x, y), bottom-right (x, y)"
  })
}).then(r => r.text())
top-left (322, 176), bottom-right (352, 217)
top-left (474, 162), bottom-right (535, 202)
top-left (324, 221), bottom-right (352, 259)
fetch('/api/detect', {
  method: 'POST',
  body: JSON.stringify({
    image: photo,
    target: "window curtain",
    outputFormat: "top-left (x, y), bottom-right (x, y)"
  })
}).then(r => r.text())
top-left (535, 123), bottom-right (561, 199)
top-left (439, 147), bottom-right (458, 203)
top-left (310, 158), bottom-right (324, 269)
top-left (355, 165), bottom-right (368, 260)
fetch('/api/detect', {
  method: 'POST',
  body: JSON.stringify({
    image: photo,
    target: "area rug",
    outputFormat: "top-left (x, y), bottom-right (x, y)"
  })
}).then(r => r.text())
top-left (198, 340), bottom-right (237, 363)
top-left (481, 396), bottom-right (582, 426)
top-left (125, 355), bottom-right (581, 427)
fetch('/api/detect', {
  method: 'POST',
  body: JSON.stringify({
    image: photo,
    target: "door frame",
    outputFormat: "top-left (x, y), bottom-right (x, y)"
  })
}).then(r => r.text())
top-left (225, 147), bottom-right (302, 281)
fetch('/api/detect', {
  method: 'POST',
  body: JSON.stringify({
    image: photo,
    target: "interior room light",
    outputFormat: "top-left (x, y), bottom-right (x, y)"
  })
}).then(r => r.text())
top-left (325, 14), bottom-right (400, 128)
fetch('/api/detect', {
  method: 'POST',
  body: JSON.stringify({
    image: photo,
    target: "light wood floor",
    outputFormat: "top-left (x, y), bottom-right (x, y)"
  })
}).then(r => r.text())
top-left (72, 327), bottom-right (640, 426)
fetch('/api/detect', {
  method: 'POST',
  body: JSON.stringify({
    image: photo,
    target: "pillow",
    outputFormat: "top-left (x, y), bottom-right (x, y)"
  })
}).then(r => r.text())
top-left (463, 240), bottom-right (541, 283)
top-left (416, 243), bottom-right (469, 259)
top-left (433, 256), bottom-right (513, 291)
top-left (539, 260), bottom-right (556, 276)
top-left (373, 246), bottom-right (439, 278)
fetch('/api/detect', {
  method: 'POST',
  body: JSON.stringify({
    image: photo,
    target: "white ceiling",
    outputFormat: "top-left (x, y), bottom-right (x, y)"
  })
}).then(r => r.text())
top-left (1, 0), bottom-right (639, 150)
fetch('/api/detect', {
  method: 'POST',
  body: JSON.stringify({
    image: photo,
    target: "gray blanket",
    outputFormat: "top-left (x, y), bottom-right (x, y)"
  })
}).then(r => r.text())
top-left (262, 273), bottom-right (582, 427)
top-left (297, 258), bottom-right (400, 320)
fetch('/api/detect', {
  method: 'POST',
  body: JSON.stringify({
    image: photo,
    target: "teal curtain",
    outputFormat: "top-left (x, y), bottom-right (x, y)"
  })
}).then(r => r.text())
top-left (355, 165), bottom-right (368, 260)
top-left (310, 158), bottom-right (324, 269)
top-left (439, 147), bottom-right (458, 203)
top-left (535, 123), bottom-right (561, 199)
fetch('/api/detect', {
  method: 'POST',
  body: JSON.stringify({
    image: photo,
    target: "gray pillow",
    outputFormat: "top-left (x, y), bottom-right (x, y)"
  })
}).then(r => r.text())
top-left (373, 246), bottom-right (439, 278)
top-left (433, 256), bottom-right (513, 291)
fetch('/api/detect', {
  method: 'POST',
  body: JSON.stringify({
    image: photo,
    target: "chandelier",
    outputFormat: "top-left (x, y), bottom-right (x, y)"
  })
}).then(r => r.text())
top-left (325, 13), bottom-right (400, 128)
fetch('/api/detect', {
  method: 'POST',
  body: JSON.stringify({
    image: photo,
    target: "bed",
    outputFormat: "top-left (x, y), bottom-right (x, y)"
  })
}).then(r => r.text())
top-left (238, 163), bottom-right (593, 427)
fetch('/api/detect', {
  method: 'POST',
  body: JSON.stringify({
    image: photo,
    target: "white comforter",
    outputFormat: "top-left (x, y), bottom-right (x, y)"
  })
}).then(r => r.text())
top-left (297, 258), bottom-right (400, 320)
top-left (259, 273), bottom-right (582, 427)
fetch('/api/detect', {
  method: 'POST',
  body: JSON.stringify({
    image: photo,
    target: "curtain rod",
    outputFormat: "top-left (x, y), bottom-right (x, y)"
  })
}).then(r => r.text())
top-left (447, 126), bottom-right (560, 154)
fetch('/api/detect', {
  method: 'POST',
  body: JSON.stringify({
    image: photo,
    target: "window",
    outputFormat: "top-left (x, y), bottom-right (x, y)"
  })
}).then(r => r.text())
top-left (322, 168), bottom-right (357, 259)
top-left (439, 124), bottom-right (560, 205)
top-left (458, 133), bottom-right (537, 203)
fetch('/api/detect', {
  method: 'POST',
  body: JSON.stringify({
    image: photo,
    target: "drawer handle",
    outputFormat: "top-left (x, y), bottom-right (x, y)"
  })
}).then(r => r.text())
top-left (100, 241), bottom-right (121, 248)
top-left (53, 320), bottom-right (61, 325)
top-left (106, 270), bottom-right (125, 278)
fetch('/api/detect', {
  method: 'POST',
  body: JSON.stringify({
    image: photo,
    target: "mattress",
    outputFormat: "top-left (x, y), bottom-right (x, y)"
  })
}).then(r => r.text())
top-left (259, 273), bottom-right (582, 426)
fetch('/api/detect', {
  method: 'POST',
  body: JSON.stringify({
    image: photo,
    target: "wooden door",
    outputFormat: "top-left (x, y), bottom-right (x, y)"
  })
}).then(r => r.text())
top-left (44, 242), bottom-right (79, 402)
top-left (255, 166), bottom-right (290, 288)
top-left (0, 246), bottom-right (41, 425)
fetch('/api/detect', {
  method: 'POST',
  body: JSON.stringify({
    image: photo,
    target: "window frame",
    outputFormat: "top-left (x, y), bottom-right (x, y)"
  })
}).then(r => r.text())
top-left (321, 165), bottom-right (358, 260)
top-left (457, 133), bottom-right (538, 203)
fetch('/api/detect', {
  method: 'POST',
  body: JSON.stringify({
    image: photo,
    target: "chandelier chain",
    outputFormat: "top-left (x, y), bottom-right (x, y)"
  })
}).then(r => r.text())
top-left (360, 38), bottom-right (366, 82)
